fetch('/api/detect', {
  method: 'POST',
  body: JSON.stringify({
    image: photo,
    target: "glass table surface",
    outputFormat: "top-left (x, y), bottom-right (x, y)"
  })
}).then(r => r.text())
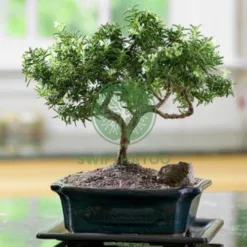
top-left (0, 192), bottom-right (246, 247)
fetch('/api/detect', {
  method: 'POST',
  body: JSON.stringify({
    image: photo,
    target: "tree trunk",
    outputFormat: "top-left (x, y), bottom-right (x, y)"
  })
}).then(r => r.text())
top-left (117, 132), bottom-right (130, 165)
top-left (116, 114), bottom-right (143, 165)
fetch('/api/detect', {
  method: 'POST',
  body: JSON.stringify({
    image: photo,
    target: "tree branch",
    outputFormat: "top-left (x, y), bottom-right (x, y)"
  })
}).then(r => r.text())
top-left (127, 104), bottom-right (156, 135)
top-left (156, 91), bottom-right (171, 108)
top-left (153, 92), bottom-right (163, 102)
top-left (100, 94), bottom-right (126, 128)
top-left (155, 83), bottom-right (171, 108)
top-left (126, 42), bottom-right (136, 56)
top-left (127, 114), bottom-right (142, 136)
top-left (101, 93), bottom-right (112, 108)
top-left (154, 91), bottom-right (193, 119)
top-left (103, 107), bottom-right (126, 127)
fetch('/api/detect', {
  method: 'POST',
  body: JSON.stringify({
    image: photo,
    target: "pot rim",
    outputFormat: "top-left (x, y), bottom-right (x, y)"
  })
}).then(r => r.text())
top-left (51, 178), bottom-right (211, 196)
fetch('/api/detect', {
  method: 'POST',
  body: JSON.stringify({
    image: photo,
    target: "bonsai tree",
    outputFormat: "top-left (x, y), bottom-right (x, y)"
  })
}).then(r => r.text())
top-left (22, 7), bottom-right (233, 166)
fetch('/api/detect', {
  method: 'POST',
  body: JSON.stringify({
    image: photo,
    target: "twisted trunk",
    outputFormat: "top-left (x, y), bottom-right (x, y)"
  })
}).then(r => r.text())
top-left (116, 114), bottom-right (142, 165)
top-left (117, 120), bottom-right (130, 165)
top-left (117, 133), bottom-right (129, 165)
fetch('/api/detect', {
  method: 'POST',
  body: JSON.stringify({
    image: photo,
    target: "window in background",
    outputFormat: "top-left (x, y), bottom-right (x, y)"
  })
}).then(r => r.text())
top-left (38, 0), bottom-right (98, 36)
top-left (0, 0), bottom-right (169, 69)
top-left (111, 0), bottom-right (169, 35)
top-left (4, 0), bottom-right (168, 38)
top-left (8, 0), bottom-right (26, 36)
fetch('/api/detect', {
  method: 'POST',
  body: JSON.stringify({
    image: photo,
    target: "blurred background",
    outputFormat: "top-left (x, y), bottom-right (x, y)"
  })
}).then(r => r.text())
top-left (0, 1), bottom-right (247, 195)
top-left (1, 0), bottom-right (246, 156)
top-left (1, 1), bottom-right (247, 247)
top-left (1, 0), bottom-right (247, 194)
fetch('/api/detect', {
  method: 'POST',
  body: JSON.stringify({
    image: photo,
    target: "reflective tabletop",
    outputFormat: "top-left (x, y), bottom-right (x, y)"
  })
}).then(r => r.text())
top-left (0, 192), bottom-right (246, 247)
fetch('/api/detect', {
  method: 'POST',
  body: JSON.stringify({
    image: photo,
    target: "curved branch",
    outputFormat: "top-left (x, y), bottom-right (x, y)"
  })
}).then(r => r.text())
top-left (155, 83), bottom-right (171, 108)
top-left (100, 93), bottom-right (126, 128)
top-left (103, 107), bottom-right (126, 128)
top-left (127, 114), bottom-right (142, 135)
top-left (101, 93), bottom-right (112, 108)
top-left (156, 91), bottom-right (171, 108)
top-left (155, 91), bottom-right (194, 119)
top-left (153, 92), bottom-right (163, 102)
top-left (126, 42), bottom-right (137, 57)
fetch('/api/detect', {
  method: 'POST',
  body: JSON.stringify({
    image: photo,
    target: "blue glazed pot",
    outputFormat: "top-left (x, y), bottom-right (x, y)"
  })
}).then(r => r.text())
top-left (51, 179), bottom-right (211, 234)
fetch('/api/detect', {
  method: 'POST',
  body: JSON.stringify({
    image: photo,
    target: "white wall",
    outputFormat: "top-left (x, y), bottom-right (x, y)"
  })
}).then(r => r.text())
top-left (0, 70), bottom-right (243, 156)
top-left (169, 0), bottom-right (237, 62)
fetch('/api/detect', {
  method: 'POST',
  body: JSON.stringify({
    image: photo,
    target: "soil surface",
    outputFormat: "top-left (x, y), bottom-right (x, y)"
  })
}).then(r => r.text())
top-left (61, 163), bottom-right (201, 189)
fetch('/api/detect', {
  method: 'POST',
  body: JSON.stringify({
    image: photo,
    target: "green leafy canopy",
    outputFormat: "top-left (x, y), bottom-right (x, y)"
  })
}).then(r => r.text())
top-left (22, 7), bottom-right (233, 126)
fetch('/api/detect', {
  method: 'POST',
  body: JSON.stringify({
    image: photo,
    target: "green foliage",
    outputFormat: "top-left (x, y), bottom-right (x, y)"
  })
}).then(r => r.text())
top-left (111, 0), bottom-right (168, 35)
top-left (22, 7), bottom-right (233, 126)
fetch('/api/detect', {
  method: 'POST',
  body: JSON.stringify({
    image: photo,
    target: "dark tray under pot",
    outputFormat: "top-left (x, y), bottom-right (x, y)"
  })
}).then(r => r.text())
top-left (37, 218), bottom-right (223, 245)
